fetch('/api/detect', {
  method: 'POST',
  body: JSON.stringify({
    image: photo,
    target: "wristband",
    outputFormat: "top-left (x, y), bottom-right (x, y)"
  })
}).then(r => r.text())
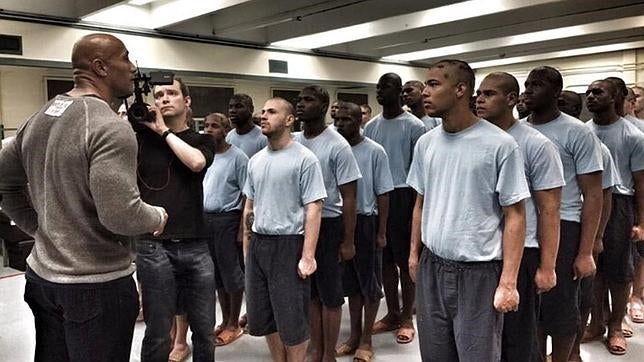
top-left (162, 129), bottom-right (174, 140)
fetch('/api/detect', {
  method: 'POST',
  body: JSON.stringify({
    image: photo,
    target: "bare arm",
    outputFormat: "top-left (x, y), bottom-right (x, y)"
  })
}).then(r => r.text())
top-left (376, 193), bottom-right (390, 249)
top-left (242, 198), bottom-right (254, 258)
top-left (533, 188), bottom-right (561, 293)
top-left (408, 194), bottom-right (424, 283)
top-left (339, 181), bottom-right (358, 261)
top-left (631, 171), bottom-right (644, 239)
top-left (299, 200), bottom-right (323, 278)
top-left (576, 172), bottom-right (603, 278)
top-left (594, 188), bottom-right (612, 256)
top-left (494, 200), bottom-right (526, 313)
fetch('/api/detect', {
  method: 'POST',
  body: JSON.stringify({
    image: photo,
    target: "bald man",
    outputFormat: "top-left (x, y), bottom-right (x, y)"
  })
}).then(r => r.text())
top-left (558, 90), bottom-right (583, 119)
top-left (402, 80), bottom-right (441, 130)
top-left (0, 33), bottom-right (167, 361)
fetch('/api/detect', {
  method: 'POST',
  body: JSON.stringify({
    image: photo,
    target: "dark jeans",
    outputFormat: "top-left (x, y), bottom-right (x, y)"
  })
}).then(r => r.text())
top-left (23, 267), bottom-right (139, 362)
top-left (136, 239), bottom-right (215, 362)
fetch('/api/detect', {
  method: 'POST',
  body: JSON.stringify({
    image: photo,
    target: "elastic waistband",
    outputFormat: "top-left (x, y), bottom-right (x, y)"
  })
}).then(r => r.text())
top-left (612, 194), bottom-right (634, 201)
top-left (254, 234), bottom-right (303, 242)
top-left (425, 249), bottom-right (501, 270)
top-left (25, 267), bottom-right (134, 289)
top-left (204, 210), bottom-right (242, 217)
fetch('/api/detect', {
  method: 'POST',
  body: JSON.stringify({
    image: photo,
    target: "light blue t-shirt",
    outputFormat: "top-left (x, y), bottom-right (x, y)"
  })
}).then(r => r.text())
top-left (527, 113), bottom-right (603, 222)
top-left (351, 138), bottom-right (394, 216)
top-left (625, 114), bottom-right (644, 133)
top-left (243, 142), bottom-right (327, 235)
top-left (406, 119), bottom-right (530, 261)
top-left (507, 122), bottom-right (565, 249)
top-left (226, 126), bottom-right (268, 158)
top-left (587, 118), bottom-right (644, 196)
top-left (295, 127), bottom-right (362, 218)
top-left (421, 115), bottom-right (442, 131)
top-left (600, 142), bottom-right (621, 190)
top-left (364, 111), bottom-right (426, 188)
top-left (203, 145), bottom-right (248, 213)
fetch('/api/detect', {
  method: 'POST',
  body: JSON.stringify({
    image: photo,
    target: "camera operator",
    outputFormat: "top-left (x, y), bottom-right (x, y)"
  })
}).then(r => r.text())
top-left (0, 33), bottom-right (168, 362)
top-left (135, 77), bottom-right (216, 362)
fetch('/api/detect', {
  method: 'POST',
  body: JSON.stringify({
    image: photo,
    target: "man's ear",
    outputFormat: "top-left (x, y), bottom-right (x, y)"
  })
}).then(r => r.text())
top-left (321, 103), bottom-right (329, 115)
top-left (507, 91), bottom-right (519, 108)
top-left (184, 96), bottom-right (192, 108)
top-left (285, 114), bottom-right (295, 127)
top-left (92, 58), bottom-right (108, 77)
top-left (455, 82), bottom-right (469, 99)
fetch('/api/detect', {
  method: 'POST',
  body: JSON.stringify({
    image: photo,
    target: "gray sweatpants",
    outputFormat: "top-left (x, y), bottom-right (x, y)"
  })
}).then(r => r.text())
top-left (416, 248), bottom-right (503, 362)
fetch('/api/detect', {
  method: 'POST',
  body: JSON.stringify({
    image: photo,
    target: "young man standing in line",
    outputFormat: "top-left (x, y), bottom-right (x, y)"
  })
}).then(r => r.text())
top-left (476, 72), bottom-right (564, 362)
top-left (403, 80), bottom-right (441, 131)
top-left (335, 102), bottom-right (394, 361)
top-left (243, 97), bottom-right (326, 362)
top-left (295, 85), bottom-right (362, 362)
top-left (408, 60), bottom-right (530, 361)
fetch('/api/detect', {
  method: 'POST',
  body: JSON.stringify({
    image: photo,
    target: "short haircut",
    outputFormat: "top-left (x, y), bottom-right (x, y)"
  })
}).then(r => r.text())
top-left (360, 104), bottom-right (372, 113)
top-left (205, 112), bottom-right (231, 132)
top-left (529, 66), bottom-right (563, 93)
top-left (301, 85), bottom-right (330, 105)
top-left (404, 80), bottom-right (425, 90)
top-left (338, 101), bottom-right (362, 122)
top-left (230, 93), bottom-right (254, 111)
top-left (267, 97), bottom-right (295, 116)
top-left (379, 73), bottom-right (403, 88)
top-left (428, 59), bottom-right (475, 94)
top-left (596, 79), bottom-right (619, 100)
top-left (561, 90), bottom-right (582, 105)
top-left (626, 87), bottom-right (636, 102)
top-left (174, 77), bottom-right (190, 98)
top-left (605, 77), bottom-right (628, 99)
top-left (483, 72), bottom-right (519, 96)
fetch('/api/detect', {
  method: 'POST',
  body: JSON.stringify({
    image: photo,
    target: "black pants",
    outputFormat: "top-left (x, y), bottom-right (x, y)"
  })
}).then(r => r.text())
top-left (24, 268), bottom-right (139, 362)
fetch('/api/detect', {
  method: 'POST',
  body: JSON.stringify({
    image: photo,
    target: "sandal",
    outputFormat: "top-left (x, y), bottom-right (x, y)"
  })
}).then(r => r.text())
top-left (628, 301), bottom-right (644, 323)
top-left (606, 332), bottom-right (627, 355)
top-left (371, 318), bottom-right (400, 335)
top-left (396, 325), bottom-right (415, 344)
top-left (336, 342), bottom-right (358, 357)
top-left (622, 320), bottom-right (634, 338)
top-left (353, 348), bottom-right (374, 362)
top-left (215, 328), bottom-right (244, 347)
top-left (214, 324), bottom-right (225, 336)
top-left (168, 345), bottom-right (191, 362)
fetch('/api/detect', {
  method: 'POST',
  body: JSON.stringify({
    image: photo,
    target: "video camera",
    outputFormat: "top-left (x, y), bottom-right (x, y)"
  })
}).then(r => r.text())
top-left (121, 69), bottom-right (174, 129)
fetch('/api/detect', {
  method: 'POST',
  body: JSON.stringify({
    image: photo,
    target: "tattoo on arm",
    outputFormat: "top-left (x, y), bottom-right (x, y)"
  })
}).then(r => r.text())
top-left (245, 211), bottom-right (254, 232)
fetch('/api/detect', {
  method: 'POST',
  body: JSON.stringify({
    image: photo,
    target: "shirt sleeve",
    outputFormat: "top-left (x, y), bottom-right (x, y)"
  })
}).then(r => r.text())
top-left (236, 152), bottom-right (249, 191)
top-left (496, 144), bottom-right (530, 207)
top-left (530, 140), bottom-right (565, 191)
top-left (629, 133), bottom-right (644, 172)
top-left (374, 147), bottom-right (395, 195)
top-left (406, 139), bottom-right (425, 195)
top-left (602, 147), bottom-right (621, 189)
top-left (572, 128), bottom-right (603, 175)
top-left (334, 143), bottom-right (362, 186)
top-left (197, 134), bottom-right (215, 169)
top-left (301, 157), bottom-right (327, 205)
top-left (242, 161), bottom-right (255, 201)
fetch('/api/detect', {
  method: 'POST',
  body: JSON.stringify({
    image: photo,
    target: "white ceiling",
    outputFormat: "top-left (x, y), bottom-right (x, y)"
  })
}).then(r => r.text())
top-left (1, 0), bottom-right (642, 68)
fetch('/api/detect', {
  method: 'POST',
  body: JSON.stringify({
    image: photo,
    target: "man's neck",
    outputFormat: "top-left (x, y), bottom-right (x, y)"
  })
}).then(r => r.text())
top-left (528, 104), bottom-right (561, 125)
top-left (489, 112), bottom-right (516, 131)
top-left (214, 139), bottom-right (230, 153)
top-left (268, 130), bottom-right (293, 150)
top-left (302, 118), bottom-right (326, 138)
top-left (164, 116), bottom-right (189, 132)
top-left (409, 102), bottom-right (426, 120)
top-left (592, 110), bottom-right (620, 126)
top-left (235, 120), bottom-right (255, 135)
top-left (442, 104), bottom-right (479, 133)
top-left (637, 110), bottom-right (644, 119)
top-left (347, 132), bottom-right (364, 146)
top-left (382, 104), bottom-right (404, 119)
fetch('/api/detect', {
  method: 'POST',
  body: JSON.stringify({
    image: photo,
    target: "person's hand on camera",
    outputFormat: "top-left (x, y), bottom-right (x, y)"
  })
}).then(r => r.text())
top-left (144, 105), bottom-right (170, 136)
top-left (152, 206), bottom-right (168, 237)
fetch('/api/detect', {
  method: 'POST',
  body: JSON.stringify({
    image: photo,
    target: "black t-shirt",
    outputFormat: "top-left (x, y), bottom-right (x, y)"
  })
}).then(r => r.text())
top-left (136, 128), bottom-right (214, 239)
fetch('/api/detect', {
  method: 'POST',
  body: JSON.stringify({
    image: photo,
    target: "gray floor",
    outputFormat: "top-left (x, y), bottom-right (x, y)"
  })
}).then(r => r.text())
top-left (1, 266), bottom-right (643, 362)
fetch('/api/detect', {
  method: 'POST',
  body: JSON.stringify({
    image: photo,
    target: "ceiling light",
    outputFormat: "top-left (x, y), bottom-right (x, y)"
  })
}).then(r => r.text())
top-left (128, 0), bottom-right (155, 6)
top-left (383, 16), bottom-right (644, 61)
top-left (271, 0), bottom-right (561, 49)
top-left (469, 40), bottom-right (644, 69)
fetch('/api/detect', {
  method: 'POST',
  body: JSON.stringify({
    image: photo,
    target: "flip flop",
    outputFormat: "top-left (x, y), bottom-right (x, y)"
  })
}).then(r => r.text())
top-left (622, 320), bottom-right (634, 338)
top-left (215, 328), bottom-right (244, 347)
top-left (336, 342), bottom-right (358, 357)
top-left (396, 326), bottom-right (415, 344)
top-left (606, 333), bottom-right (627, 355)
top-left (371, 319), bottom-right (400, 335)
top-left (168, 346), bottom-right (191, 362)
top-left (353, 348), bottom-right (374, 362)
top-left (628, 302), bottom-right (644, 323)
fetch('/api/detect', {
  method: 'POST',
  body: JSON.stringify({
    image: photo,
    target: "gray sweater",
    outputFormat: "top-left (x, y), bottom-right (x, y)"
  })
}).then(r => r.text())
top-left (0, 95), bottom-right (163, 283)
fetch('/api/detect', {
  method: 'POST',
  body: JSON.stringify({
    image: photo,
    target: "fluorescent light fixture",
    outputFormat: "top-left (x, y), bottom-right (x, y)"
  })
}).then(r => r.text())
top-left (271, 0), bottom-right (561, 49)
top-left (128, 0), bottom-right (155, 6)
top-left (470, 40), bottom-right (644, 69)
top-left (83, 0), bottom-right (252, 29)
top-left (383, 15), bottom-right (644, 61)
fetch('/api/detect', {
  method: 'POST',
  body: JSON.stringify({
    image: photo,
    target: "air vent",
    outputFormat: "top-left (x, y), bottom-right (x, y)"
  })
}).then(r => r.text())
top-left (269, 59), bottom-right (288, 74)
top-left (0, 35), bottom-right (22, 55)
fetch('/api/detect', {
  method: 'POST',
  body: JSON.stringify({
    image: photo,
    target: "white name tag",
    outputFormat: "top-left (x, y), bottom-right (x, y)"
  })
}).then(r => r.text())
top-left (44, 99), bottom-right (74, 117)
